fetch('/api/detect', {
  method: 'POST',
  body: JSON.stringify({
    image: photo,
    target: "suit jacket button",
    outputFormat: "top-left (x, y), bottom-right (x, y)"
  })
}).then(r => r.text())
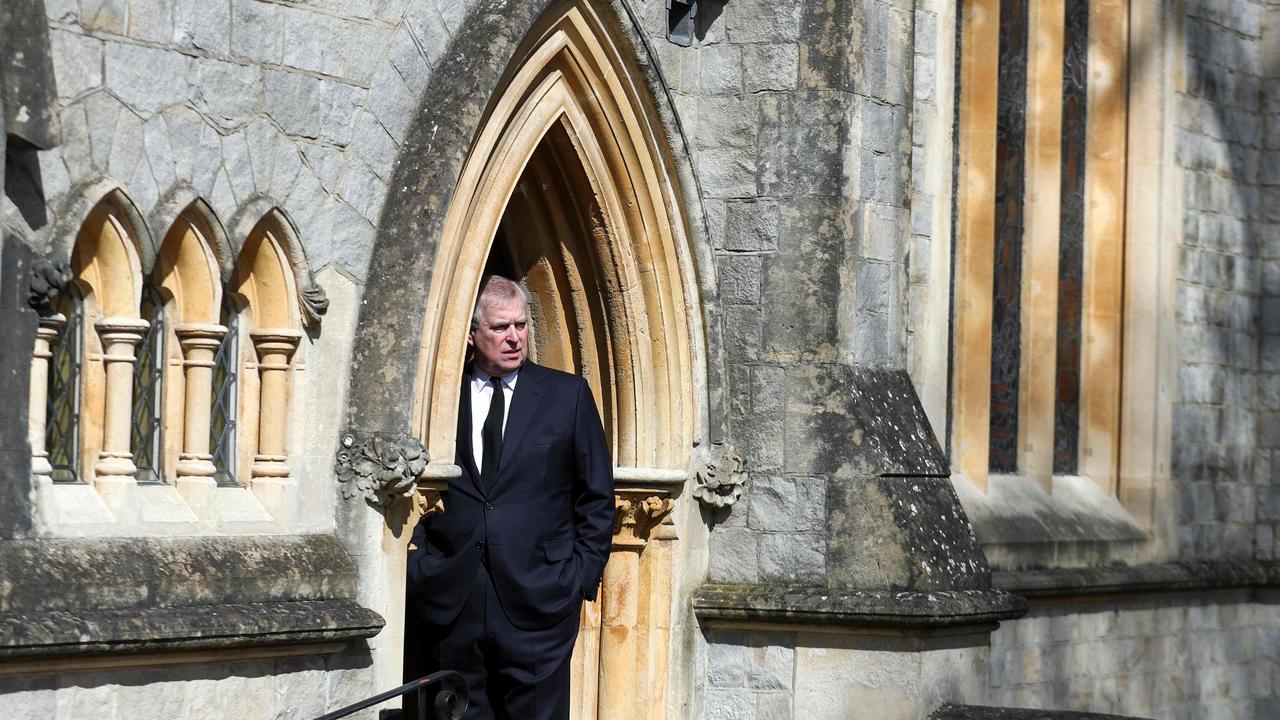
top-left (485, 503), bottom-right (494, 510)
top-left (476, 542), bottom-right (483, 550)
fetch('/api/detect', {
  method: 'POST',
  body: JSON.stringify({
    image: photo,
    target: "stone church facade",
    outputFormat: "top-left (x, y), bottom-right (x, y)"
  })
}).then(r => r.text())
top-left (1, 0), bottom-right (1278, 718)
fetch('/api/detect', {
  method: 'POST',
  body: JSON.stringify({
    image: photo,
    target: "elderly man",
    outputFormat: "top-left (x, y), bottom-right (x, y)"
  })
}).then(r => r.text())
top-left (407, 275), bottom-right (615, 720)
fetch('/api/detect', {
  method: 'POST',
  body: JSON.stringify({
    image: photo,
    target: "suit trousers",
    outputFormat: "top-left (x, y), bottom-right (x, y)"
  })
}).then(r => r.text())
top-left (416, 557), bottom-right (581, 720)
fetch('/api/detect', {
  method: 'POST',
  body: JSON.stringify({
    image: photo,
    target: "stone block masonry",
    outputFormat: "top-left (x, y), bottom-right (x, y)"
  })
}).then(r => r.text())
top-left (5, 0), bottom-right (497, 283)
top-left (1175, 0), bottom-right (1279, 562)
top-left (990, 599), bottom-right (1280, 719)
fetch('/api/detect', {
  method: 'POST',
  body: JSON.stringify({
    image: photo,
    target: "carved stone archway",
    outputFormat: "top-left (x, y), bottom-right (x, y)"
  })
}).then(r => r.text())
top-left (410, 4), bottom-right (704, 719)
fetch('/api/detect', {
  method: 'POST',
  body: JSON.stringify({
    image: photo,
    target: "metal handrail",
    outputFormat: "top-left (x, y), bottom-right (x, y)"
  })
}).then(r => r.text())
top-left (312, 670), bottom-right (468, 720)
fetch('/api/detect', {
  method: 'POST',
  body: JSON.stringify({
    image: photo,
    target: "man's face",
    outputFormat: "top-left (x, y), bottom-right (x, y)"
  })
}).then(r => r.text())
top-left (468, 298), bottom-right (529, 376)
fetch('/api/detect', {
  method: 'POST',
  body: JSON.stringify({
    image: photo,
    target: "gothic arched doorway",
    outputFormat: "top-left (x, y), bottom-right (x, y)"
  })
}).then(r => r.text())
top-left (408, 4), bottom-right (707, 719)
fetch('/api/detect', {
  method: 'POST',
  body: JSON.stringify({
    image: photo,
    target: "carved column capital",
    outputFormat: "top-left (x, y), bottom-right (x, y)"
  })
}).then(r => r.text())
top-left (249, 328), bottom-right (302, 366)
top-left (335, 431), bottom-right (430, 508)
top-left (175, 323), bottom-right (227, 359)
top-left (613, 488), bottom-right (675, 550)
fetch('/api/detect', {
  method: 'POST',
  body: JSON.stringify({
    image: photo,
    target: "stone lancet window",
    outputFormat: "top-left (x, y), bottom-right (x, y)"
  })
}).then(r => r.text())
top-left (46, 288), bottom-right (84, 484)
top-left (131, 286), bottom-right (166, 484)
top-left (232, 214), bottom-right (304, 485)
top-left (30, 195), bottom-right (317, 525)
top-left (953, 0), bottom-right (1130, 491)
top-left (211, 298), bottom-right (240, 487)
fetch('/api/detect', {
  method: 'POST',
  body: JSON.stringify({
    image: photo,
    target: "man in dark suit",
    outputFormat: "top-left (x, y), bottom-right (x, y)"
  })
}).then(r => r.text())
top-left (407, 275), bottom-right (615, 720)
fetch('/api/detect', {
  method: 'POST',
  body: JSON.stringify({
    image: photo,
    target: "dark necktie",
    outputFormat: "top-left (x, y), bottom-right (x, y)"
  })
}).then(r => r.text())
top-left (481, 376), bottom-right (504, 489)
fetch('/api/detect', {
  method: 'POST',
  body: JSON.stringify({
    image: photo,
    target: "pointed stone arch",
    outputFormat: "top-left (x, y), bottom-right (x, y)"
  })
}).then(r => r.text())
top-left (405, 5), bottom-right (705, 719)
top-left (412, 1), bottom-right (701, 474)
top-left (342, 0), bottom-right (722, 706)
top-left (154, 201), bottom-right (223, 326)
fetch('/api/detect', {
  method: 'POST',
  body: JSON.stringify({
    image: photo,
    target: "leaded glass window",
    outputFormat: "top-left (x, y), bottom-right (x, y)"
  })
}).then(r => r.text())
top-left (132, 286), bottom-right (166, 484)
top-left (47, 289), bottom-right (83, 484)
top-left (211, 299), bottom-right (239, 487)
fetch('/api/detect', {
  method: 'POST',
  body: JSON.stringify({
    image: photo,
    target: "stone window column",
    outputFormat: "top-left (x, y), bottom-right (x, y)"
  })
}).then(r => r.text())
top-left (599, 489), bottom-right (675, 720)
top-left (174, 323), bottom-right (227, 481)
top-left (249, 329), bottom-right (301, 480)
top-left (28, 314), bottom-right (66, 482)
top-left (93, 317), bottom-right (150, 491)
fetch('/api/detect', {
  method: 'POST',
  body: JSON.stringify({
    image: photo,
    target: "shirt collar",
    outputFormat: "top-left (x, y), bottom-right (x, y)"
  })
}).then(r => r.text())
top-left (473, 366), bottom-right (519, 391)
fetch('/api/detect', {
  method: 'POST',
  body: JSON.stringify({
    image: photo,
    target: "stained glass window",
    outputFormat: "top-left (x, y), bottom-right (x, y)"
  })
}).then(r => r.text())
top-left (211, 299), bottom-right (239, 487)
top-left (987, 0), bottom-right (1030, 473)
top-left (47, 289), bottom-right (83, 484)
top-left (132, 286), bottom-right (166, 484)
top-left (1053, 0), bottom-right (1089, 474)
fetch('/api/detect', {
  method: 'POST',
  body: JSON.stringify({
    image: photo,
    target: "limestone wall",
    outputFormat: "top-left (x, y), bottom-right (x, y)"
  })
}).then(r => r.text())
top-left (1175, 0), bottom-right (1280, 559)
top-left (699, 628), bottom-right (989, 720)
top-left (0, 649), bottom-right (376, 720)
top-left (989, 598), bottom-right (1280, 719)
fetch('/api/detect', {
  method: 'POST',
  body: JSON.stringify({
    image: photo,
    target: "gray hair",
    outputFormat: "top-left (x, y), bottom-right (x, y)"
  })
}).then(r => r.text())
top-left (470, 275), bottom-right (530, 328)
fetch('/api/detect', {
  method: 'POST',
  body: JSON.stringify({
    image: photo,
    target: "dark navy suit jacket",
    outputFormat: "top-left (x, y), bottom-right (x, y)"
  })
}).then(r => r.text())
top-left (406, 361), bottom-right (615, 631)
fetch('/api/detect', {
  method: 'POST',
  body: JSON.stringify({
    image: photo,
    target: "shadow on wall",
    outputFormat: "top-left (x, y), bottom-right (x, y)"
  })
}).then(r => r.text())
top-left (0, 644), bottom-right (374, 716)
top-left (1158, 7), bottom-right (1279, 559)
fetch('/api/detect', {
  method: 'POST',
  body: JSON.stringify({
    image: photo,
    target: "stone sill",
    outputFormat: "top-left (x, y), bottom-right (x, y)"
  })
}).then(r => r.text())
top-left (0, 599), bottom-right (383, 661)
top-left (931, 703), bottom-right (1148, 719)
top-left (692, 584), bottom-right (1028, 629)
top-left (993, 559), bottom-right (1280, 600)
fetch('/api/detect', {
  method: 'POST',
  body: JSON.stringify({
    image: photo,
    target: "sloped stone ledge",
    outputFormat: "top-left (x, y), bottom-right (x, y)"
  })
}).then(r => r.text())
top-left (931, 704), bottom-right (1149, 720)
top-left (0, 534), bottom-right (384, 663)
top-left (0, 599), bottom-right (384, 661)
top-left (993, 558), bottom-right (1280, 600)
top-left (692, 584), bottom-right (1028, 629)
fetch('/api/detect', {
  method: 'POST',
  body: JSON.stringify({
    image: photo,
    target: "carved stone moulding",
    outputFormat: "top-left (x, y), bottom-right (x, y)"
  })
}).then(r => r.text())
top-left (693, 446), bottom-right (747, 509)
top-left (613, 488), bottom-right (676, 550)
top-left (335, 431), bottom-right (429, 508)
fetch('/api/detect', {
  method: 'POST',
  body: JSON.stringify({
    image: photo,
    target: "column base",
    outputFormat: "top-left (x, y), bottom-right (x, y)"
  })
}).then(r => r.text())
top-left (175, 475), bottom-right (218, 518)
top-left (30, 453), bottom-right (53, 483)
top-left (250, 475), bottom-right (298, 525)
top-left (94, 474), bottom-right (139, 522)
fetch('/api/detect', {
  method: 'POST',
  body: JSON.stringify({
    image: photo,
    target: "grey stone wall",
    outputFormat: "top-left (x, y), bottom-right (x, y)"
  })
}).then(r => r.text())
top-left (989, 599), bottom-right (1280, 719)
top-left (1174, 0), bottom-right (1279, 560)
top-left (3, 0), bottom-right (483, 280)
top-left (629, 0), bottom-right (921, 587)
top-left (0, 648), bottom-right (377, 720)
top-left (1258, 2), bottom-right (1280, 560)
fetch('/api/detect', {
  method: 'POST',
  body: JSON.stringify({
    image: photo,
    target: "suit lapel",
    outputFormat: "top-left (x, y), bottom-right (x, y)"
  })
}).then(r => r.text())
top-left (458, 369), bottom-right (484, 496)
top-left (495, 361), bottom-right (545, 483)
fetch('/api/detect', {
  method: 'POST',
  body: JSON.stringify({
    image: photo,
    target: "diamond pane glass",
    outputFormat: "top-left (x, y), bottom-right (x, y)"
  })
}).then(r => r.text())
top-left (132, 287), bottom-right (166, 484)
top-left (987, 0), bottom-right (1030, 473)
top-left (47, 290), bottom-right (83, 484)
top-left (1053, 0), bottom-right (1089, 474)
top-left (211, 301), bottom-right (239, 487)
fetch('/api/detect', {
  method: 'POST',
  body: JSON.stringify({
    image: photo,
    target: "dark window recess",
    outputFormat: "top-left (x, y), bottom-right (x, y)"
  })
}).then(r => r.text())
top-left (132, 286), bottom-right (166, 484)
top-left (47, 288), bottom-right (83, 484)
top-left (1053, 0), bottom-right (1089, 475)
top-left (987, 0), bottom-right (1030, 473)
top-left (211, 300), bottom-right (239, 487)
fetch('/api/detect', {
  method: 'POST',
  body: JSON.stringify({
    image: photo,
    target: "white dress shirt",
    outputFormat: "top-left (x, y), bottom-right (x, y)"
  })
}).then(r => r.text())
top-left (471, 368), bottom-right (518, 472)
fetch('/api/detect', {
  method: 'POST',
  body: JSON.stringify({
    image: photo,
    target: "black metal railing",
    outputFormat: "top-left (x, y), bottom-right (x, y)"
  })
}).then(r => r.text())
top-left (312, 670), bottom-right (467, 720)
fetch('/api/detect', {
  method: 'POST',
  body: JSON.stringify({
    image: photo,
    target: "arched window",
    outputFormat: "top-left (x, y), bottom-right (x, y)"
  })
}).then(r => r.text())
top-left (211, 296), bottom-right (240, 487)
top-left (131, 285), bottom-right (167, 484)
top-left (45, 288), bottom-right (84, 484)
top-left (67, 195), bottom-right (147, 490)
top-left (231, 212), bottom-right (303, 485)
